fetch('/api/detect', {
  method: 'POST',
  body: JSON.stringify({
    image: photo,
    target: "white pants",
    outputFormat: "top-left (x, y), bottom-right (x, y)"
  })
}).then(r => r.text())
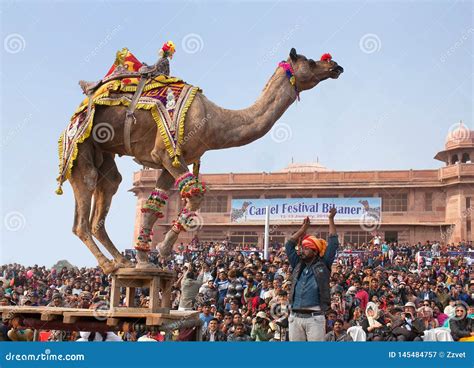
top-left (288, 314), bottom-right (326, 341)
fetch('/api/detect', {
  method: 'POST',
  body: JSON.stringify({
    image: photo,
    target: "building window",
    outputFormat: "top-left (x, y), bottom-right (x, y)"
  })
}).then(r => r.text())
top-left (462, 153), bottom-right (471, 163)
top-left (343, 231), bottom-right (371, 245)
top-left (382, 193), bottom-right (408, 212)
top-left (230, 231), bottom-right (258, 247)
top-left (200, 196), bottom-right (228, 213)
top-left (451, 154), bottom-right (459, 165)
top-left (424, 192), bottom-right (433, 212)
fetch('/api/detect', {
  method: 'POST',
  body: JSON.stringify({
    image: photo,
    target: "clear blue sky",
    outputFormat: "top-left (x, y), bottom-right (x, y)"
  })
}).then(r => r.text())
top-left (1, 0), bottom-right (472, 266)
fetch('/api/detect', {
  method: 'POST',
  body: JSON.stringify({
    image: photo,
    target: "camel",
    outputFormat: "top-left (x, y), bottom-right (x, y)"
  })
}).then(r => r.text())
top-left (67, 48), bottom-right (343, 273)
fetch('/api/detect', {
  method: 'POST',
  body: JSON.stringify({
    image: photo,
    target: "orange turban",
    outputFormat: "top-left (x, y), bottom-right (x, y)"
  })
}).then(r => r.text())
top-left (301, 235), bottom-right (327, 257)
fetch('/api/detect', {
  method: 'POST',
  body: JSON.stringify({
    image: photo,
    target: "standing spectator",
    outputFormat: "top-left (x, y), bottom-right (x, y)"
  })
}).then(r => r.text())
top-left (178, 266), bottom-right (204, 311)
top-left (285, 208), bottom-right (339, 341)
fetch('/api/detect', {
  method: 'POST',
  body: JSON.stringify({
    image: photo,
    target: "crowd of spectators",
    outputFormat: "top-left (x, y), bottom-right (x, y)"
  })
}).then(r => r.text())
top-left (0, 237), bottom-right (473, 342)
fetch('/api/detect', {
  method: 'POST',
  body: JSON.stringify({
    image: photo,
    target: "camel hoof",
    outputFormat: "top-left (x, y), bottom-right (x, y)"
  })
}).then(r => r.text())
top-left (100, 260), bottom-right (120, 274)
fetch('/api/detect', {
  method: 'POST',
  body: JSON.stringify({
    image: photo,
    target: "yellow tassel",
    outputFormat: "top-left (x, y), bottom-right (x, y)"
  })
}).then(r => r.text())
top-left (55, 186), bottom-right (63, 195)
top-left (172, 156), bottom-right (180, 167)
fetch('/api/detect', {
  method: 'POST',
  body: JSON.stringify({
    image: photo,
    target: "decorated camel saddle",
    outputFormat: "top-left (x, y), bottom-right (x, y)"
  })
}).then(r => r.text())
top-left (56, 47), bottom-right (200, 193)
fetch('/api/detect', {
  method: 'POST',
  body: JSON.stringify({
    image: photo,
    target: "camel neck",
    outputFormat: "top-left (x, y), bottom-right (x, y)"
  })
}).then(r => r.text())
top-left (211, 67), bottom-right (298, 149)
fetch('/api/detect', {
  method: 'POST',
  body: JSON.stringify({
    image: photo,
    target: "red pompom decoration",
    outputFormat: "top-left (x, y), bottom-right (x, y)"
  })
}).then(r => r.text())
top-left (320, 53), bottom-right (332, 62)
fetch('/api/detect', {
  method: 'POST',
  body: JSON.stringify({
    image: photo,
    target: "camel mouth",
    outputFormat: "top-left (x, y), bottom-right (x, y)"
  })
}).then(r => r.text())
top-left (329, 65), bottom-right (344, 79)
top-left (329, 65), bottom-right (344, 78)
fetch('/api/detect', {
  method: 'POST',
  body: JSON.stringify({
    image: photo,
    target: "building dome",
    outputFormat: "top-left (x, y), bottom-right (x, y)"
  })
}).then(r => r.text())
top-left (280, 161), bottom-right (329, 173)
top-left (445, 121), bottom-right (474, 149)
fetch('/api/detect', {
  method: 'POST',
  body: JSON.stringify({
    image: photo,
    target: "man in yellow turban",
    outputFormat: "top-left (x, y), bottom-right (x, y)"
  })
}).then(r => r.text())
top-left (285, 207), bottom-right (339, 341)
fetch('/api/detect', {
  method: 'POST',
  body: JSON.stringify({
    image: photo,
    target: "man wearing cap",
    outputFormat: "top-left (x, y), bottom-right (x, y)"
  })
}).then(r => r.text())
top-left (391, 302), bottom-right (424, 341)
top-left (285, 207), bottom-right (339, 341)
top-left (250, 311), bottom-right (273, 341)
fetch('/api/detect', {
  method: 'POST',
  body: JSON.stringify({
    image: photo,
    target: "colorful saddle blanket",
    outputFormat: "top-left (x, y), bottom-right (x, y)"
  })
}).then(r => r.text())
top-left (56, 75), bottom-right (200, 194)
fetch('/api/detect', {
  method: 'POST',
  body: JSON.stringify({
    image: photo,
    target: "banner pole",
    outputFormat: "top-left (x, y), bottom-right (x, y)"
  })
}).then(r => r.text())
top-left (264, 206), bottom-right (270, 260)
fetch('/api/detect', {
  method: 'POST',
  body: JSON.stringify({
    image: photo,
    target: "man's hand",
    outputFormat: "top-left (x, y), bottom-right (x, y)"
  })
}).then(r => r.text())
top-left (301, 216), bottom-right (311, 232)
top-left (328, 207), bottom-right (337, 235)
top-left (289, 217), bottom-right (310, 242)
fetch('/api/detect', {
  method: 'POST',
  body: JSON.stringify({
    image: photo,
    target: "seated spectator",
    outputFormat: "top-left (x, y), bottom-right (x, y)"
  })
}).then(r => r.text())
top-left (325, 319), bottom-right (353, 341)
top-left (450, 303), bottom-right (474, 341)
top-left (391, 302), bottom-right (424, 341)
top-left (250, 311), bottom-right (273, 341)
top-left (349, 306), bottom-right (365, 327)
top-left (6, 315), bottom-right (33, 342)
top-left (202, 318), bottom-right (227, 341)
top-left (227, 322), bottom-right (251, 342)
top-left (418, 305), bottom-right (438, 331)
top-left (361, 302), bottom-right (388, 341)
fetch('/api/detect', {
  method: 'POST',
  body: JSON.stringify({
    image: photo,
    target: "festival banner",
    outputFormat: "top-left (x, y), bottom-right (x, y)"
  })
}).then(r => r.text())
top-left (230, 197), bottom-right (381, 223)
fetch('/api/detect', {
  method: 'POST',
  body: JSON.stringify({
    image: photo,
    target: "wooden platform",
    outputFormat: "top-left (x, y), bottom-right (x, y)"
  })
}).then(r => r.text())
top-left (0, 306), bottom-right (199, 330)
top-left (110, 267), bottom-right (175, 314)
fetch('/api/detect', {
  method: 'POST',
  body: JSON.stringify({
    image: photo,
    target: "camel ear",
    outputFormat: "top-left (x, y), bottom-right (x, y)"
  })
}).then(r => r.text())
top-left (289, 48), bottom-right (297, 61)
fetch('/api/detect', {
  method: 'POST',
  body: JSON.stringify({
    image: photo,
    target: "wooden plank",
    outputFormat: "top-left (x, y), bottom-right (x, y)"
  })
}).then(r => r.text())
top-left (110, 283), bottom-right (121, 309)
top-left (114, 268), bottom-right (175, 277)
top-left (149, 276), bottom-right (161, 313)
top-left (125, 287), bottom-right (136, 307)
top-left (62, 313), bottom-right (79, 324)
top-left (160, 279), bottom-right (172, 309)
top-left (40, 313), bottom-right (58, 321)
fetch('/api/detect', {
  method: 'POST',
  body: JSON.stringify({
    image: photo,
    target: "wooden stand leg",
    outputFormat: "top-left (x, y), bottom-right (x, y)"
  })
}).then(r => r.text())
top-left (125, 288), bottom-right (136, 307)
top-left (110, 277), bottom-right (121, 308)
top-left (161, 279), bottom-right (172, 309)
top-left (149, 277), bottom-right (161, 313)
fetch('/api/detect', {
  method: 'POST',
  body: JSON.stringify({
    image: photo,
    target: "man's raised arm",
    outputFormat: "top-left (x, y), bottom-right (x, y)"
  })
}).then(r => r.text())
top-left (285, 217), bottom-right (310, 269)
top-left (323, 207), bottom-right (339, 268)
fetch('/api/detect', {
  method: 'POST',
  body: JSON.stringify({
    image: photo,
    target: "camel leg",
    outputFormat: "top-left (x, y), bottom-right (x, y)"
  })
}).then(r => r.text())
top-left (90, 152), bottom-right (134, 268)
top-left (69, 142), bottom-right (117, 274)
top-left (156, 157), bottom-right (205, 259)
top-left (135, 168), bottom-right (175, 268)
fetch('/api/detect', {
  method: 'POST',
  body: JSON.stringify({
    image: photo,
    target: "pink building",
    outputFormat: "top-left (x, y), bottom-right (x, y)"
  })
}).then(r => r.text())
top-left (130, 123), bottom-right (474, 248)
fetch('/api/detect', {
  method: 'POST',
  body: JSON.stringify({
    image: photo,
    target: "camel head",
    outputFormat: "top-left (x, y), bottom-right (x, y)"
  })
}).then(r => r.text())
top-left (288, 48), bottom-right (343, 91)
